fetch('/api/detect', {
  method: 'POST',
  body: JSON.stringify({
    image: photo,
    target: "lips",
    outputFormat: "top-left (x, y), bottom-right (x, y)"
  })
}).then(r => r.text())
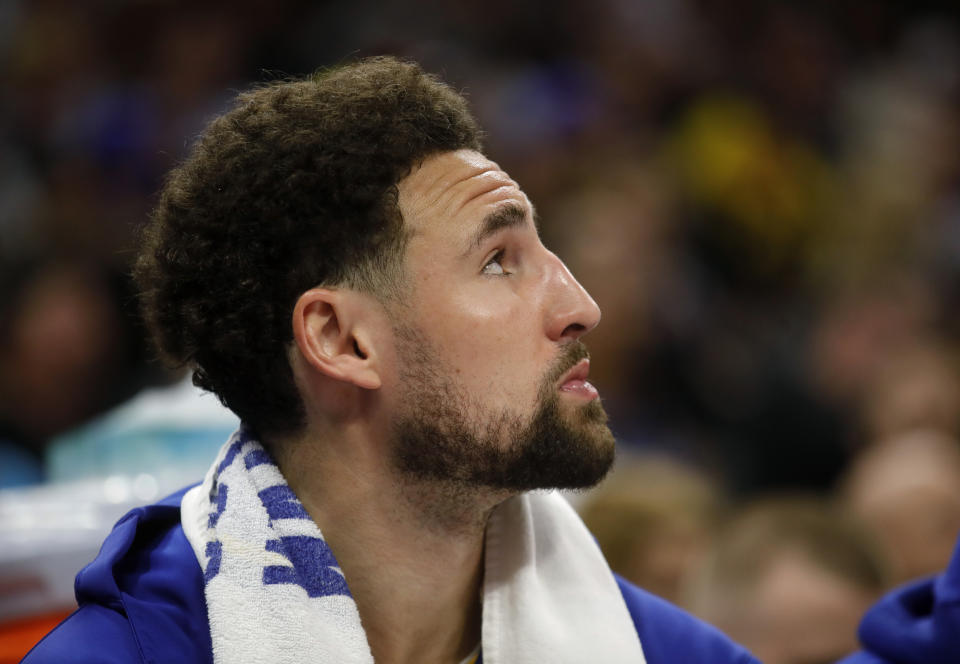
top-left (558, 359), bottom-right (599, 400)
top-left (560, 359), bottom-right (590, 384)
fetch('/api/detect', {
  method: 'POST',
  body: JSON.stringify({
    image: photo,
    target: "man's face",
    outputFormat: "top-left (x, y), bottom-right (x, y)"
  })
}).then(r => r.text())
top-left (385, 149), bottom-right (615, 491)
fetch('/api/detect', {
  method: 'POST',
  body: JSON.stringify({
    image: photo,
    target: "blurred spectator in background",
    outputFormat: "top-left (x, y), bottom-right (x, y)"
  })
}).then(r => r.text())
top-left (685, 496), bottom-right (887, 664)
top-left (0, 257), bottom-right (130, 486)
top-left (579, 455), bottom-right (722, 605)
top-left (841, 429), bottom-right (960, 586)
top-left (856, 340), bottom-right (960, 443)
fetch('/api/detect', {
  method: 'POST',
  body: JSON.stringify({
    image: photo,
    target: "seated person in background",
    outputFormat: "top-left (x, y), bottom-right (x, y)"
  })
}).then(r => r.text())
top-left (841, 428), bottom-right (960, 587)
top-left (23, 57), bottom-right (759, 664)
top-left (685, 496), bottom-right (887, 664)
top-left (0, 259), bottom-right (125, 487)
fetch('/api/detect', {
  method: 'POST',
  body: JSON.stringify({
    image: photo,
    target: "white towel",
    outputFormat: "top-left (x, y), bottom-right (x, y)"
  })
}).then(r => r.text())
top-left (182, 427), bottom-right (646, 663)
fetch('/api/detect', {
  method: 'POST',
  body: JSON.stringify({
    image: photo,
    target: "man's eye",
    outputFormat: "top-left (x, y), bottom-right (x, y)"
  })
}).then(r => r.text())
top-left (482, 250), bottom-right (507, 275)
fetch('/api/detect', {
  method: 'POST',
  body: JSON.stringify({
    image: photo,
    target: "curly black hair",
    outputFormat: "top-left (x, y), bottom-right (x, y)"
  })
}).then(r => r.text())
top-left (134, 57), bottom-right (483, 438)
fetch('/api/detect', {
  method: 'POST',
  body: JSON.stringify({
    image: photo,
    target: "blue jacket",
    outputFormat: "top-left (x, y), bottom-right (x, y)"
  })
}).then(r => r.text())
top-left (23, 488), bottom-right (759, 663)
top-left (838, 535), bottom-right (960, 664)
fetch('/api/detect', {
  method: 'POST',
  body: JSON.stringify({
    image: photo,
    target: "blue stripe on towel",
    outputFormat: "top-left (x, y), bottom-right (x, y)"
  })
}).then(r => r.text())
top-left (208, 482), bottom-right (229, 528)
top-left (263, 536), bottom-right (351, 597)
top-left (258, 485), bottom-right (311, 520)
top-left (204, 540), bottom-right (223, 583)
top-left (216, 436), bottom-right (246, 475)
top-left (244, 449), bottom-right (272, 469)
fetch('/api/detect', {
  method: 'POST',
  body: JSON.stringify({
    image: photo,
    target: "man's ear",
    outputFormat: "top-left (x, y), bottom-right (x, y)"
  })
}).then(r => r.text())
top-left (292, 288), bottom-right (382, 390)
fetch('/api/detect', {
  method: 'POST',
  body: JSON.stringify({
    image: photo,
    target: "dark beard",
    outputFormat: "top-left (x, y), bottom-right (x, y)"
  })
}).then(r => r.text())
top-left (391, 333), bottom-right (616, 492)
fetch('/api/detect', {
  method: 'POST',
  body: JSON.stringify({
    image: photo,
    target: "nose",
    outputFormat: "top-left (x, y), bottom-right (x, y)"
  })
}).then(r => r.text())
top-left (542, 251), bottom-right (602, 343)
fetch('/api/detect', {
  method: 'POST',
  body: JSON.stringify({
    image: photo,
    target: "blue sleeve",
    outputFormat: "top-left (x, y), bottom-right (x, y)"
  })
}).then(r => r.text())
top-left (21, 487), bottom-right (210, 664)
top-left (615, 575), bottom-right (761, 664)
top-left (20, 604), bottom-right (144, 663)
top-left (107, 507), bottom-right (211, 663)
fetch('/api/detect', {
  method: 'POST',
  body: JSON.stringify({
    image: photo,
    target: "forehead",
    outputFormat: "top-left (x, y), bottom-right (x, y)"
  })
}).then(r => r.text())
top-left (397, 149), bottom-right (532, 237)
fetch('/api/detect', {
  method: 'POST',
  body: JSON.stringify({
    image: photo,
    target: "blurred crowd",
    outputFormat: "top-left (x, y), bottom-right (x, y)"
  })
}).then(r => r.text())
top-left (2, 0), bottom-right (960, 661)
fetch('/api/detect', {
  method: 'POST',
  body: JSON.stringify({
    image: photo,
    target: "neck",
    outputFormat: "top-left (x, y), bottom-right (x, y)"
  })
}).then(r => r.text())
top-left (276, 427), bottom-right (509, 664)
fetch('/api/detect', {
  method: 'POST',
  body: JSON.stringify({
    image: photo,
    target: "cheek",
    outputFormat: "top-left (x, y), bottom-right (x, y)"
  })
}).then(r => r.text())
top-left (422, 284), bottom-right (535, 350)
top-left (428, 304), bottom-right (544, 398)
top-left (445, 324), bottom-right (528, 385)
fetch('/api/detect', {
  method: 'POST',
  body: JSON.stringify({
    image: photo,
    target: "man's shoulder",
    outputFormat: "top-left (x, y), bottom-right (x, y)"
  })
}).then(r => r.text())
top-left (21, 603), bottom-right (144, 663)
top-left (22, 486), bottom-right (212, 664)
top-left (614, 575), bottom-right (761, 664)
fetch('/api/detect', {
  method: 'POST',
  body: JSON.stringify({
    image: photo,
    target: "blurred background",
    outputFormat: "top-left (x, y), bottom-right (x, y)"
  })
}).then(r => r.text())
top-left (1, 0), bottom-right (959, 662)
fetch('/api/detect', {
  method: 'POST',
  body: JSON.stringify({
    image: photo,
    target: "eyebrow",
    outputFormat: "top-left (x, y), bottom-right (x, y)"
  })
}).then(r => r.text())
top-left (465, 203), bottom-right (538, 254)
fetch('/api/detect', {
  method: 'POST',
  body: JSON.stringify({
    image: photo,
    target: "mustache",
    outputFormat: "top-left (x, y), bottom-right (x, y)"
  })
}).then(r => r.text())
top-left (545, 341), bottom-right (591, 386)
